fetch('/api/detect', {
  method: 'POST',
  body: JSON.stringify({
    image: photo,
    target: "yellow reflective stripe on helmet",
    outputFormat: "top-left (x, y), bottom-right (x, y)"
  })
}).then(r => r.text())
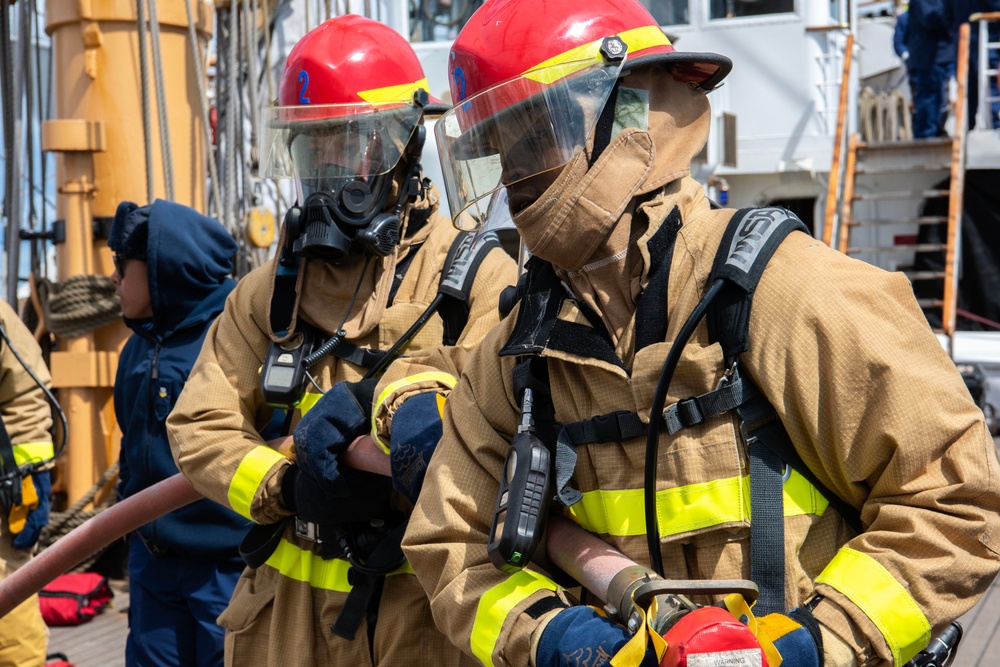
top-left (228, 446), bottom-right (287, 520)
top-left (265, 537), bottom-right (414, 591)
top-left (372, 371), bottom-right (457, 454)
top-left (816, 547), bottom-right (931, 666)
top-left (12, 441), bottom-right (54, 466)
top-left (472, 570), bottom-right (558, 666)
top-left (568, 472), bottom-right (827, 537)
top-left (525, 26), bottom-right (671, 84)
top-left (358, 78), bottom-right (432, 104)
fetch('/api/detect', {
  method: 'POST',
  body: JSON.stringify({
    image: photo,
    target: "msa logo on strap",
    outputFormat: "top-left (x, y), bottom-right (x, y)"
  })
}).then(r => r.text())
top-left (716, 207), bottom-right (807, 292)
top-left (725, 208), bottom-right (794, 274)
top-left (439, 230), bottom-right (499, 299)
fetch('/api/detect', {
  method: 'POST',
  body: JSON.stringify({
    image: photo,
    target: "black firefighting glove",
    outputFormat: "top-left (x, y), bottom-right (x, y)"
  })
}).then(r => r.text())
top-left (281, 463), bottom-right (391, 525)
top-left (292, 378), bottom-right (378, 497)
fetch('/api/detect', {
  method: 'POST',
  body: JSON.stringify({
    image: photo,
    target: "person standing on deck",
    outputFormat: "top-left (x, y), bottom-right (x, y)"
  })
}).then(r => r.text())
top-left (109, 200), bottom-right (245, 667)
top-left (401, 0), bottom-right (1000, 665)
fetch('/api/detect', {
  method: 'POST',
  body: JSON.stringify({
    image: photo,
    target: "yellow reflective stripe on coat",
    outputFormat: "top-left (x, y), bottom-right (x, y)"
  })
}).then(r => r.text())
top-left (228, 446), bottom-right (287, 520)
top-left (568, 471), bottom-right (827, 537)
top-left (265, 538), bottom-right (414, 591)
top-left (12, 441), bottom-right (54, 466)
top-left (816, 547), bottom-right (931, 666)
top-left (472, 570), bottom-right (558, 666)
top-left (372, 371), bottom-right (457, 454)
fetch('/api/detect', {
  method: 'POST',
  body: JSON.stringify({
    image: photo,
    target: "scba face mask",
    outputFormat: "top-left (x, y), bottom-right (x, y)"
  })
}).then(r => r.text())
top-left (263, 99), bottom-right (428, 264)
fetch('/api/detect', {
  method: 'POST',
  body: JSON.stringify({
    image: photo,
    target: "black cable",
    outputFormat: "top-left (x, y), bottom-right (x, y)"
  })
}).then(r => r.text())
top-left (363, 293), bottom-right (443, 381)
top-left (0, 322), bottom-right (68, 467)
top-left (644, 278), bottom-right (724, 576)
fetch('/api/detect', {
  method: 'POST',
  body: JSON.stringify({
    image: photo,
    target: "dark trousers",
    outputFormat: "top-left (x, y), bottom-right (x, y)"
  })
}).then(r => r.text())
top-left (910, 62), bottom-right (953, 138)
top-left (125, 537), bottom-right (244, 667)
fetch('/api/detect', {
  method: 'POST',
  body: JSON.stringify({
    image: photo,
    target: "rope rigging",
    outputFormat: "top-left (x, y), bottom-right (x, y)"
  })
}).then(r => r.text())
top-left (146, 0), bottom-right (175, 202)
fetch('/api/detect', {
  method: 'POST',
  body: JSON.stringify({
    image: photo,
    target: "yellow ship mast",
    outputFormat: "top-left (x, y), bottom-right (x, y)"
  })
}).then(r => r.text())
top-left (42, 0), bottom-right (213, 505)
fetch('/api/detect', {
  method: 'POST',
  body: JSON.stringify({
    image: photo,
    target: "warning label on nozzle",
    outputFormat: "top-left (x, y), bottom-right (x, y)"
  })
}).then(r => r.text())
top-left (687, 649), bottom-right (763, 667)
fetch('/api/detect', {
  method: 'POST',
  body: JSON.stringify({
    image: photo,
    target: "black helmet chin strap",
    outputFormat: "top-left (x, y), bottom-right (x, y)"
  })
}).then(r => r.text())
top-left (589, 79), bottom-right (622, 167)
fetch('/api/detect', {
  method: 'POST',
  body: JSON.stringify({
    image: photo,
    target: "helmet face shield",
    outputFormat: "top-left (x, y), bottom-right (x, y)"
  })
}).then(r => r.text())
top-left (436, 58), bottom-right (624, 231)
top-left (261, 102), bottom-right (422, 190)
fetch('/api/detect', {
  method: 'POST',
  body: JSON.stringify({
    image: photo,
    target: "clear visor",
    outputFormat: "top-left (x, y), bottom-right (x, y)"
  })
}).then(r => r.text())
top-left (261, 103), bottom-right (422, 198)
top-left (435, 58), bottom-right (624, 231)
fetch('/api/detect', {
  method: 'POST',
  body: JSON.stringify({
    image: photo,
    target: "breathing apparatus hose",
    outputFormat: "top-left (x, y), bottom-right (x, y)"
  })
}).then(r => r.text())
top-left (644, 278), bottom-right (725, 576)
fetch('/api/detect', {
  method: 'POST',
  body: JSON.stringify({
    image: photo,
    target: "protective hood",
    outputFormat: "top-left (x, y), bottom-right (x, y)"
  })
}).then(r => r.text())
top-left (511, 68), bottom-right (711, 341)
top-left (129, 200), bottom-right (237, 339)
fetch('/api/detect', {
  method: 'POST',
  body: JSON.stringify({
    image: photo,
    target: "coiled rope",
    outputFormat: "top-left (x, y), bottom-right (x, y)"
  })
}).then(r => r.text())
top-left (35, 275), bottom-right (121, 339)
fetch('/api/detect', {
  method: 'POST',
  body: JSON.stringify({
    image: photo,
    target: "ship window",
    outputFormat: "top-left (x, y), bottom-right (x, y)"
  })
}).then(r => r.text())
top-left (709, 0), bottom-right (795, 20)
top-left (643, 0), bottom-right (689, 25)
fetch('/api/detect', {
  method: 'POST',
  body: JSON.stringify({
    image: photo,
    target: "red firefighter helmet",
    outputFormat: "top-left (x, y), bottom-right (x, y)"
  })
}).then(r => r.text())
top-left (261, 15), bottom-right (443, 208)
top-left (434, 0), bottom-right (731, 230)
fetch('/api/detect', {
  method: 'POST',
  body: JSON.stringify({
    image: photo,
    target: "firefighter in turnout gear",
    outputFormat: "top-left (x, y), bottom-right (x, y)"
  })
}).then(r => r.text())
top-left (166, 15), bottom-right (516, 666)
top-left (0, 300), bottom-right (54, 667)
top-left (401, 0), bottom-right (1000, 666)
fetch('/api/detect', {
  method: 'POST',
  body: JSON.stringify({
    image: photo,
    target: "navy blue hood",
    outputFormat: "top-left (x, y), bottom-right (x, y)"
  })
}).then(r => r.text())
top-left (125, 199), bottom-right (238, 338)
top-left (113, 200), bottom-right (247, 560)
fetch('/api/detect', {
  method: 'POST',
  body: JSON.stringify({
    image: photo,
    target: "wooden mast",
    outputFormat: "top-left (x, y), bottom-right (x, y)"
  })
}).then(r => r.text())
top-left (41, 1), bottom-right (213, 505)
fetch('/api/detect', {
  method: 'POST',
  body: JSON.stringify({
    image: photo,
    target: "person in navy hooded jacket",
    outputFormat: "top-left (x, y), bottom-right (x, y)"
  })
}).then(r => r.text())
top-left (109, 199), bottom-right (245, 667)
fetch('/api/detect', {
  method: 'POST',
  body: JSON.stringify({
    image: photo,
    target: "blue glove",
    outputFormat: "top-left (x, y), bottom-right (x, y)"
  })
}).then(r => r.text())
top-left (282, 464), bottom-right (392, 525)
top-left (754, 608), bottom-right (822, 667)
top-left (389, 392), bottom-right (445, 504)
top-left (535, 606), bottom-right (657, 667)
top-left (293, 379), bottom-right (376, 496)
top-left (11, 471), bottom-right (51, 550)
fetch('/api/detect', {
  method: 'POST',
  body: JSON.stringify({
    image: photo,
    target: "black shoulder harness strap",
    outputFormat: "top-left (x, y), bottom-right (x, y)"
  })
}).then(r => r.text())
top-left (664, 207), bottom-right (863, 615)
top-left (437, 230), bottom-right (501, 345)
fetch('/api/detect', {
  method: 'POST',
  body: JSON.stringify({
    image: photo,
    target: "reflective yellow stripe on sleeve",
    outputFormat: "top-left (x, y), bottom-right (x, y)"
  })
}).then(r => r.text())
top-left (12, 441), bottom-right (54, 466)
top-left (471, 570), bottom-right (558, 666)
top-left (568, 471), bottom-right (827, 537)
top-left (228, 446), bottom-right (287, 520)
top-left (265, 538), bottom-right (413, 592)
top-left (297, 390), bottom-right (323, 415)
top-left (372, 371), bottom-right (457, 454)
top-left (815, 547), bottom-right (931, 666)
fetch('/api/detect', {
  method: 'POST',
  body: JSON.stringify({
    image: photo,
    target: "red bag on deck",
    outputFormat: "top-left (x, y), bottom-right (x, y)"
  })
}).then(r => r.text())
top-left (38, 573), bottom-right (114, 626)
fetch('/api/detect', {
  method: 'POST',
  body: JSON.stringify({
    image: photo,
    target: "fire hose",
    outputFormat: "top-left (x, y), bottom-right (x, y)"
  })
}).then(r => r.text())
top-left (0, 438), bottom-right (963, 666)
